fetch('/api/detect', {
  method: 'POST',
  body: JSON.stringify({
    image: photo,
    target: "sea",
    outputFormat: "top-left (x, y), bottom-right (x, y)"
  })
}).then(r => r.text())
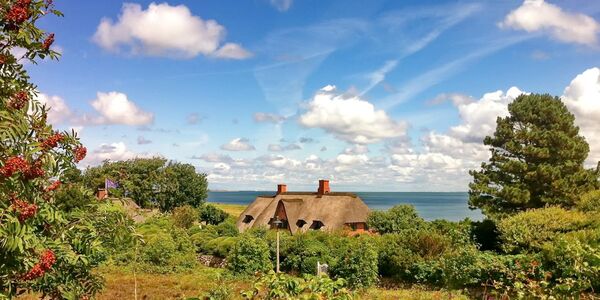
top-left (207, 191), bottom-right (483, 221)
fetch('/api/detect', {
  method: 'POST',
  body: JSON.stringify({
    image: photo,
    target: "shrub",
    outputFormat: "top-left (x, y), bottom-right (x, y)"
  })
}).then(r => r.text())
top-left (498, 207), bottom-right (596, 253)
top-left (199, 204), bottom-right (229, 225)
top-left (375, 229), bottom-right (451, 284)
top-left (442, 248), bottom-right (547, 296)
top-left (367, 204), bottom-right (425, 234)
top-left (141, 233), bottom-right (177, 266)
top-left (470, 219), bottom-right (501, 251)
top-left (241, 272), bottom-right (353, 299)
top-left (172, 205), bottom-right (198, 229)
top-left (542, 238), bottom-right (600, 296)
top-left (228, 235), bottom-right (273, 275)
top-left (330, 236), bottom-right (378, 289)
top-left (576, 189), bottom-right (600, 212)
top-left (429, 219), bottom-right (472, 247)
top-left (53, 183), bottom-right (97, 212)
top-left (133, 216), bottom-right (197, 272)
top-left (282, 233), bottom-right (332, 275)
top-left (202, 236), bottom-right (238, 257)
top-left (214, 217), bottom-right (239, 237)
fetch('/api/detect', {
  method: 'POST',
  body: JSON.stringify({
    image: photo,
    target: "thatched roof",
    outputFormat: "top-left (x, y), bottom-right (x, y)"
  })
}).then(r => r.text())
top-left (236, 192), bottom-right (369, 234)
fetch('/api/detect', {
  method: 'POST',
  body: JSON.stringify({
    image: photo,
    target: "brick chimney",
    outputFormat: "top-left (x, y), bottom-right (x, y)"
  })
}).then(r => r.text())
top-left (277, 184), bottom-right (287, 194)
top-left (97, 188), bottom-right (107, 200)
top-left (317, 180), bottom-right (330, 195)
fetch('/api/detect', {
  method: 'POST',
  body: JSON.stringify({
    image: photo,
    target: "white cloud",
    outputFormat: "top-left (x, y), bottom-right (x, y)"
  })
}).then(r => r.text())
top-left (93, 2), bottom-right (251, 59)
top-left (562, 67), bottom-right (600, 165)
top-left (254, 112), bottom-right (287, 123)
top-left (449, 87), bottom-right (526, 143)
top-left (299, 85), bottom-right (408, 144)
top-left (220, 138), bottom-right (256, 151)
top-left (361, 60), bottom-right (398, 95)
top-left (269, 0), bottom-right (293, 12)
top-left (81, 142), bottom-right (157, 166)
top-left (213, 42), bottom-right (253, 59)
top-left (336, 153), bottom-right (369, 165)
top-left (427, 93), bottom-right (475, 106)
top-left (89, 92), bottom-right (154, 126)
top-left (213, 162), bottom-right (231, 173)
top-left (36, 93), bottom-right (72, 124)
top-left (259, 154), bottom-right (301, 169)
top-left (500, 0), bottom-right (599, 46)
top-left (268, 143), bottom-right (301, 152)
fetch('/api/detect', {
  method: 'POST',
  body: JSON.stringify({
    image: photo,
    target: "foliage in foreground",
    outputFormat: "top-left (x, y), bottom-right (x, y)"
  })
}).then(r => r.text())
top-left (0, 1), bottom-right (137, 298)
top-left (241, 272), bottom-right (353, 300)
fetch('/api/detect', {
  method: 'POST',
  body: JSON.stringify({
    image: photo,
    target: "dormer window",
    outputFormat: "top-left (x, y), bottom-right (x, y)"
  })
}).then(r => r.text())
top-left (296, 219), bottom-right (307, 228)
top-left (242, 215), bottom-right (254, 224)
top-left (309, 220), bottom-right (324, 230)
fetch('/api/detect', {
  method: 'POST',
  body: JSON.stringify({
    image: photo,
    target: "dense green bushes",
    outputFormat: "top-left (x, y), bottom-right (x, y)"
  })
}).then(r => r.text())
top-left (497, 206), bottom-right (598, 253)
top-left (172, 205), bottom-right (198, 229)
top-left (241, 272), bottom-right (353, 299)
top-left (329, 236), bottom-right (379, 289)
top-left (113, 216), bottom-right (197, 273)
top-left (367, 204), bottom-right (425, 234)
top-left (577, 189), bottom-right (600, 212)
top-left (102, 200), bottom-right (600, 297)
top-left (228, 235), bottom-right (272, 275)
top-left (199, 203), bottom-right (229, 225)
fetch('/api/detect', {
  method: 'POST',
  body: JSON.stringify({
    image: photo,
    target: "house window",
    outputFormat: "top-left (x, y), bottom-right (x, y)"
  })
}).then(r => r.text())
top-left (296, 220), bottom-right (307, 228)
top-left (242, 215), bottom-right (254, 224)
top-left (309, 220), bottom-right (324, 230)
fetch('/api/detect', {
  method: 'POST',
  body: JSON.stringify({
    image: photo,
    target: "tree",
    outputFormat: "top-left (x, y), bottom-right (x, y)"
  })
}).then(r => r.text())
top-left (366, 204), bottom-right (426, 234)
top-left (198, 203), bottom-right (228, 225)
top-left (469, 94), bottom-right (599, 218)
top-left (158, 161), bottom-right (208, 211)
top-left (0, 1), bottom-right (128, 297)
top-left (82, 158), bottom-right (208, 211)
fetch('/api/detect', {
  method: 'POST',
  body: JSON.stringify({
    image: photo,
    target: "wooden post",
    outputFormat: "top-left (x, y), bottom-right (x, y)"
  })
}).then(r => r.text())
top-left (276, 229), bottom-right (280, 273)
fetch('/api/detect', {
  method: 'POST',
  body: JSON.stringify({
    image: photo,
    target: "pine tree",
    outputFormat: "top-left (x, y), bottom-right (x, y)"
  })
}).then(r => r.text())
top-left (469, 94), bottom-right (599, 219)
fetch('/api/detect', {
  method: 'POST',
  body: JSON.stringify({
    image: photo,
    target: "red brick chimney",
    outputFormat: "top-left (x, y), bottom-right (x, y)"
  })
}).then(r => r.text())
top-left (317, 180), bottom-right (330, 195)
top-left (97, 188), bottom-right (107, 200)
top-left (277, 184), bottom-right (287, 194)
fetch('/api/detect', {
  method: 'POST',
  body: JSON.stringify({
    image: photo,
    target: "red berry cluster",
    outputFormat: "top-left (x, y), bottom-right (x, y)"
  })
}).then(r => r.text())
top-left (40, 249), bottom-right (56, 269)
top-left (0, 55), bottom-right (6, 65)
top-left (21, 264), bottom-right (44, 281)
top-left (46, 180), bottom-right (61, 192)
top-left (5, 0), bottom-right (31, 24)
top-left (42, 33), bottom-right (55, 50)
top-left (8, 91), bottom-right (29, 110)
top-left (74, 146), bottom-right (87, 162)
top-left (23, 160), bottom-right (44, 180)
top-left (11, 198), bottom-right (38, 222)
top-left (41, 132), bottom-right (64, 150)
top-left (0, 156), bottom-right (28, 178)
top-left (22, 249), bottom-right (56, 281)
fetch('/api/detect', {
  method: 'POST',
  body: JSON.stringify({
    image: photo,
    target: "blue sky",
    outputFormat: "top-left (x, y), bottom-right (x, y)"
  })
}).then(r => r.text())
top-left (28, 0), bottom-right (600, 191)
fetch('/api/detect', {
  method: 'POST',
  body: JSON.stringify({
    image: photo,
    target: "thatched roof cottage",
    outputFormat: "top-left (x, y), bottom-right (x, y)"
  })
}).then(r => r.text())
top-left (236, 180), bottom-right (369, 234)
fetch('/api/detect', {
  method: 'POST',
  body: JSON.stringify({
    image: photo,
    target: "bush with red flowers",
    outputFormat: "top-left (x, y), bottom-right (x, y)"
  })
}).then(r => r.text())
top-left (1, 1), bottom-right (131, 299)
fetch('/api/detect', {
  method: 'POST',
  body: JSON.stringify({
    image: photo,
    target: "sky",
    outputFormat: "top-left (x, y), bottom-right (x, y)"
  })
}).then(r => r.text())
top-left (24, 0), bottom-right (600, 191)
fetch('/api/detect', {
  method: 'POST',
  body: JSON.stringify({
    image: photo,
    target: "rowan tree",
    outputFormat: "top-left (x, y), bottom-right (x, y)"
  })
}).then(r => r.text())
top-left (469, 94), bottom-right (599, 219)
top-left (1, 1), bottom-right (130, 298)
